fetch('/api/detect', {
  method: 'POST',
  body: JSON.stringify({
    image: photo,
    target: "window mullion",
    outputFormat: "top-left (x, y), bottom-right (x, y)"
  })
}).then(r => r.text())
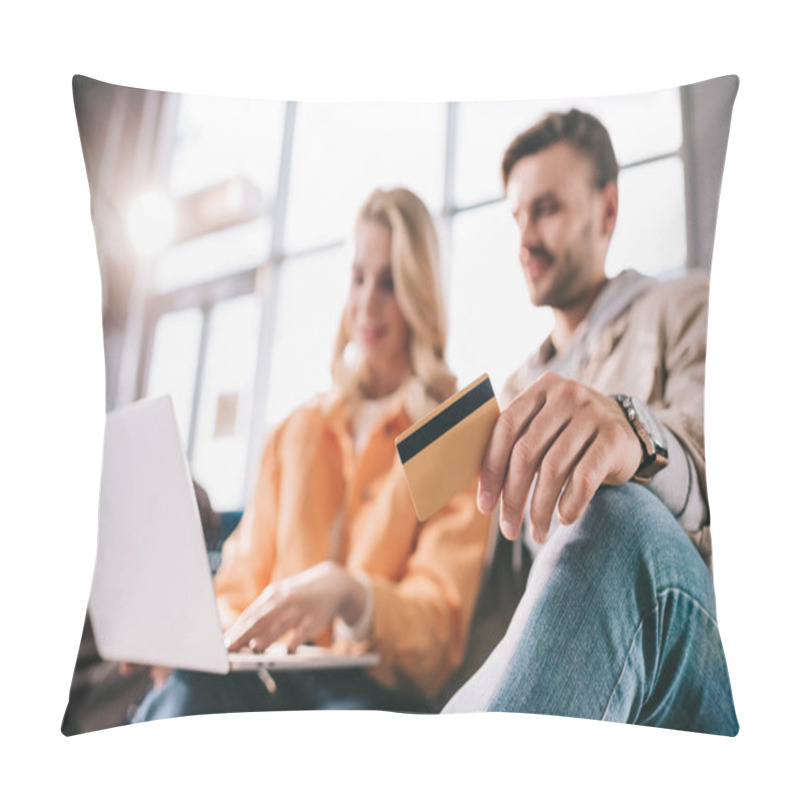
top-left (186, 305), bottom-right (212, 463)
top-left (241, 101), bottom-right (297, 505)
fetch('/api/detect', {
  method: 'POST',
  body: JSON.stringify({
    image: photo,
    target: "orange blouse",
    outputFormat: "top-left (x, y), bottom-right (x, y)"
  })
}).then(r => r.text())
top-left (213, 391), bottom-right (492, 700)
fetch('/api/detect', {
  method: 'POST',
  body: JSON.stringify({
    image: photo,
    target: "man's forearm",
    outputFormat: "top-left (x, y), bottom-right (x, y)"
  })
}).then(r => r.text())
top-left (647, 427), bottom-right (707, 533)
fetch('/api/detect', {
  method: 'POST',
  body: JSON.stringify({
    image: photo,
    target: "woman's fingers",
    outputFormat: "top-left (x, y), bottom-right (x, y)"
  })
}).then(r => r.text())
top-left (151, 667), bottom-right (172, 688)
top-left (225, 562), bottom-right (352, 652)
top-left (240, 603), bottom-right (302, 652)
top-left (224, 584), bottom-right (283, 648)
top-left (285, 614), bottom-right (316, 653)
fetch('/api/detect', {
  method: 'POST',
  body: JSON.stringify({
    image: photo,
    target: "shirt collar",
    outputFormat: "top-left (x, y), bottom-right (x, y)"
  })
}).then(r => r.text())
top-left (534, 269), bottom-right (656, 368)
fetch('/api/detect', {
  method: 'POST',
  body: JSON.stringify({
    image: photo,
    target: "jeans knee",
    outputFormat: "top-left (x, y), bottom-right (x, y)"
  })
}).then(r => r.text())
top-left (578, 483), bottom-right (672, 544)
top-left (563, 483), bottom-right (713, 602)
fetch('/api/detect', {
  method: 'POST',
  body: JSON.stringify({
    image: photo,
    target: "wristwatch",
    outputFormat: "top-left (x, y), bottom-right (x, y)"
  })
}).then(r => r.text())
top-left (614, 394), bottom-right (669, 484)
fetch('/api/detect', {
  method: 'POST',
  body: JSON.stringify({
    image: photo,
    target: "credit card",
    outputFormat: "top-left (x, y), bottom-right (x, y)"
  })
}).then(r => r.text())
top-left (396, 373), bottom-right (499, 521)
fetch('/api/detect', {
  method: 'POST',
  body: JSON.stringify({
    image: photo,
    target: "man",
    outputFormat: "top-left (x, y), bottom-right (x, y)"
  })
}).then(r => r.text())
top-left (443, 109), bottom-right (738, 735)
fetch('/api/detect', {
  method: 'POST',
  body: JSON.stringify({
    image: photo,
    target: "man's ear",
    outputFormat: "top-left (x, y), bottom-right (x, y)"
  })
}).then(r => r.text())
top-left (599, 180), bottom-right (619, 239)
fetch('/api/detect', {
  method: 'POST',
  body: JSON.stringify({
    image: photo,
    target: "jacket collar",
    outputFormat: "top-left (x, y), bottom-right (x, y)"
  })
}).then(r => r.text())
top-left (528, 269), bottom-right (656, 380)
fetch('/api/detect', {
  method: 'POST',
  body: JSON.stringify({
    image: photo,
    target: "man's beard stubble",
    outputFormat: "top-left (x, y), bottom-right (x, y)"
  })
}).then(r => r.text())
top-left (528, 218), bottom-right (598, 312)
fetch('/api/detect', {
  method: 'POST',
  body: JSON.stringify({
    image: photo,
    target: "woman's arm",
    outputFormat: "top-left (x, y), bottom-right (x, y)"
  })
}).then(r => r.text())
top-left (366, 484), bottom-right (491, 699)
top-left (213, 426), bottom-right (282, 629)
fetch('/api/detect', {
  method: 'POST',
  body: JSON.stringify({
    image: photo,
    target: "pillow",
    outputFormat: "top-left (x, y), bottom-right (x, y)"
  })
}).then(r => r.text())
top-left (63, 74), bottom-right (739, 736)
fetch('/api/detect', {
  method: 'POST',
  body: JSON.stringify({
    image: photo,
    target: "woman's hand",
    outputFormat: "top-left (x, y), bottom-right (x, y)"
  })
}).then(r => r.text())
top-left (223, 561), bottom-right (367, 654)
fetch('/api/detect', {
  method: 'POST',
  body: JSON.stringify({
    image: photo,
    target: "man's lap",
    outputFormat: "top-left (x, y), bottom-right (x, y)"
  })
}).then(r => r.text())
top-left (444, 483), bottom-right (738, 735)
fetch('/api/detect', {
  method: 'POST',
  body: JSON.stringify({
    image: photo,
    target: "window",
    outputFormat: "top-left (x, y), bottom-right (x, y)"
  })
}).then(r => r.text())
top-left (136, 87), bottom-right (691, 509)
top-left (285, 102), bottom-right (446, 251)
top-left (145, 308), bottom-right (203, 446)
top-left (263, 246), bottom-right (350, 429)
top-left (191, 294), bottom-right (261, 510)
top-left (609, 157), bottom-right (687, 276)
top-left (447, 203), bottom-right (552, 392)
top-left (169, 94), bottom-right (284, 200)
top-left (154, 218), bottom-right (271, 291)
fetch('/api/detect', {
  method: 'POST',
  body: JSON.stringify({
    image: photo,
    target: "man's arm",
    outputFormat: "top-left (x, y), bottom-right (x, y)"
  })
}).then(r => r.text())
top-left (648, 426), bottom-right (706, 532)
top-left (480, 274), bottom-right (711, 544)
top-left (643, 271), bottom-right (710, 534)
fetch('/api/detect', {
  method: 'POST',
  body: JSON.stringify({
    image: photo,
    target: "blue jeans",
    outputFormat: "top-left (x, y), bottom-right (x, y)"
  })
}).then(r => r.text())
top-left (443, 483), bottom-right (738, 736)
top-left (131, 667), bottom-right (429, 723)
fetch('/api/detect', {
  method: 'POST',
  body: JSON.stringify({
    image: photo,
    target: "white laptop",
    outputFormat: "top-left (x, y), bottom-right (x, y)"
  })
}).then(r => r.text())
top-left (88, 395), bottom-right (379, 674)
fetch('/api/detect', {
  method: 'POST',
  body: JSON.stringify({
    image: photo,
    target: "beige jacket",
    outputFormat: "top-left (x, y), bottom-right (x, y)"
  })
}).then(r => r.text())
top-left (503, 269), bottom-right (712, 565)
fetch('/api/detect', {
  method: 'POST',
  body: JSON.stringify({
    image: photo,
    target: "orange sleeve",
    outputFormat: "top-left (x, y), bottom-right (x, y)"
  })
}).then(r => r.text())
top-left (213, 426), bottom-right (282, 630)
top-left (368, 480), bottom-right (491, 699)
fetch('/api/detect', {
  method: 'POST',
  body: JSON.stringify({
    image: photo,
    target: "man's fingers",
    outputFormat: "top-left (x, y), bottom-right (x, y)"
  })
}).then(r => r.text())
top-left (481, 375), bottom-right (643, 539)
top-left (557, 438), bottom-right (612, 525)
top-left (478, 413), bottom-right (518, 514)
top-left (528, 420), bottom-right (596, 542)
top-left (498, 406), bottom-right (567, 538)
top-left (479, 384), bottom-right (545, 513)
top-left (557, 419), bottom-right (638, 524)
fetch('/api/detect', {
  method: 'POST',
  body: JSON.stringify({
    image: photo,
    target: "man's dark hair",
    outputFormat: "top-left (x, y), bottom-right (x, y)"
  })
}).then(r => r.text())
top-left (501, 109), bottom-right (619, 190)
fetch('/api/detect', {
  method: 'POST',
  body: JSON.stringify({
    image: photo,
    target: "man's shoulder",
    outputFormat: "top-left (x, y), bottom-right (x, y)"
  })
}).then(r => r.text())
top-left (500, 355), bottom-right (540, 407)
top-left (500, 270), bottom-right (711, 403)
top-left (621, 270), bottom-right (710, 357)
top-left (635, 269), bottom-right (710, 314)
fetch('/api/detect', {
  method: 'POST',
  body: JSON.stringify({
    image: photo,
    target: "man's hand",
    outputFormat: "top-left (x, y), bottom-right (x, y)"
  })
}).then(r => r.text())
top-left (223, 561), bottom-right (366, 654)
top-left (477, 372), bottom-right (643, 543)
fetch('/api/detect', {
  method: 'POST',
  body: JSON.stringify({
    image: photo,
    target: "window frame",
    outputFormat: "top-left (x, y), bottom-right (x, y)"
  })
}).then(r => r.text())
top-left (135, 91), bottom-right (695, 510)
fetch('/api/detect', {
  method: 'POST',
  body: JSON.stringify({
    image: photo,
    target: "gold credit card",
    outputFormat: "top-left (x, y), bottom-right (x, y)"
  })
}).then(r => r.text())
top-left (395, 373), bottom-right (500, 521)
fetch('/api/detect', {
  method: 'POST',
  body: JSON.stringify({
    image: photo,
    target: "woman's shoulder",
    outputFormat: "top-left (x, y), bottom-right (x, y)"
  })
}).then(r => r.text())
top-left (278, 393), bottom-right (333, 431)
top-left (261, 393), bottom-right (335, 450)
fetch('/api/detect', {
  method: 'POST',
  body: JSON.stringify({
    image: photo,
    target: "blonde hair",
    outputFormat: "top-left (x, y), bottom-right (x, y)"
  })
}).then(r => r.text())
top-left (330, 187), bottom-right (456, 421)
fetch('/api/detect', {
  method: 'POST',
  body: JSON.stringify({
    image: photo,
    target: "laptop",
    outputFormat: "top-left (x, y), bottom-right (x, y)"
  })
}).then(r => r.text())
top-left (88, 395), bottom-right (379, 674)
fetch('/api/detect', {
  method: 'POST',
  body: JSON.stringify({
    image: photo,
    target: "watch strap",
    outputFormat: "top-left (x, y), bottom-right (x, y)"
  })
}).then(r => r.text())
top-left (614, 394), bottom-right (669, 484)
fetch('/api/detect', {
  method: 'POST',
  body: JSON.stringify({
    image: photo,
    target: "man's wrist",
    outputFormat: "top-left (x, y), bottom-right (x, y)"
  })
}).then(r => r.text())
top-left (614, 394), bottom-right (669, 483)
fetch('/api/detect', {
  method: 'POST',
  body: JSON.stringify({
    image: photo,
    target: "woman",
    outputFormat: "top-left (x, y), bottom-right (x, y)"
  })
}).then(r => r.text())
top-left (134, 187), bottom-right (491, 720)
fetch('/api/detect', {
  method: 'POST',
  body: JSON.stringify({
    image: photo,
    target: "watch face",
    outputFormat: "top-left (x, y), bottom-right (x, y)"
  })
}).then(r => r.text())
top-left (615, 394), bottom-right (669, 482)
top-left (629, 396), bottom-right (667, 451)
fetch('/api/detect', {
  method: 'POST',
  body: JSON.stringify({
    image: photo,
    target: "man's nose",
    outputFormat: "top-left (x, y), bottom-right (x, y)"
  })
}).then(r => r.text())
top-left (519, 214), bottom-right (542, 249)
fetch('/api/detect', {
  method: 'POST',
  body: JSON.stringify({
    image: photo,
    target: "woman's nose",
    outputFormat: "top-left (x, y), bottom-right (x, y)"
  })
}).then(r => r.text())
top-left (362, 279), bottom-right (381, 315)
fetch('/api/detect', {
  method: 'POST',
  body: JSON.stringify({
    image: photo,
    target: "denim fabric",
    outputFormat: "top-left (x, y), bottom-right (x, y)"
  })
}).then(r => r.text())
top-left (443, 483), bottom-right (738, 736)
top-left (131, 667), bottom-right (429, 723)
